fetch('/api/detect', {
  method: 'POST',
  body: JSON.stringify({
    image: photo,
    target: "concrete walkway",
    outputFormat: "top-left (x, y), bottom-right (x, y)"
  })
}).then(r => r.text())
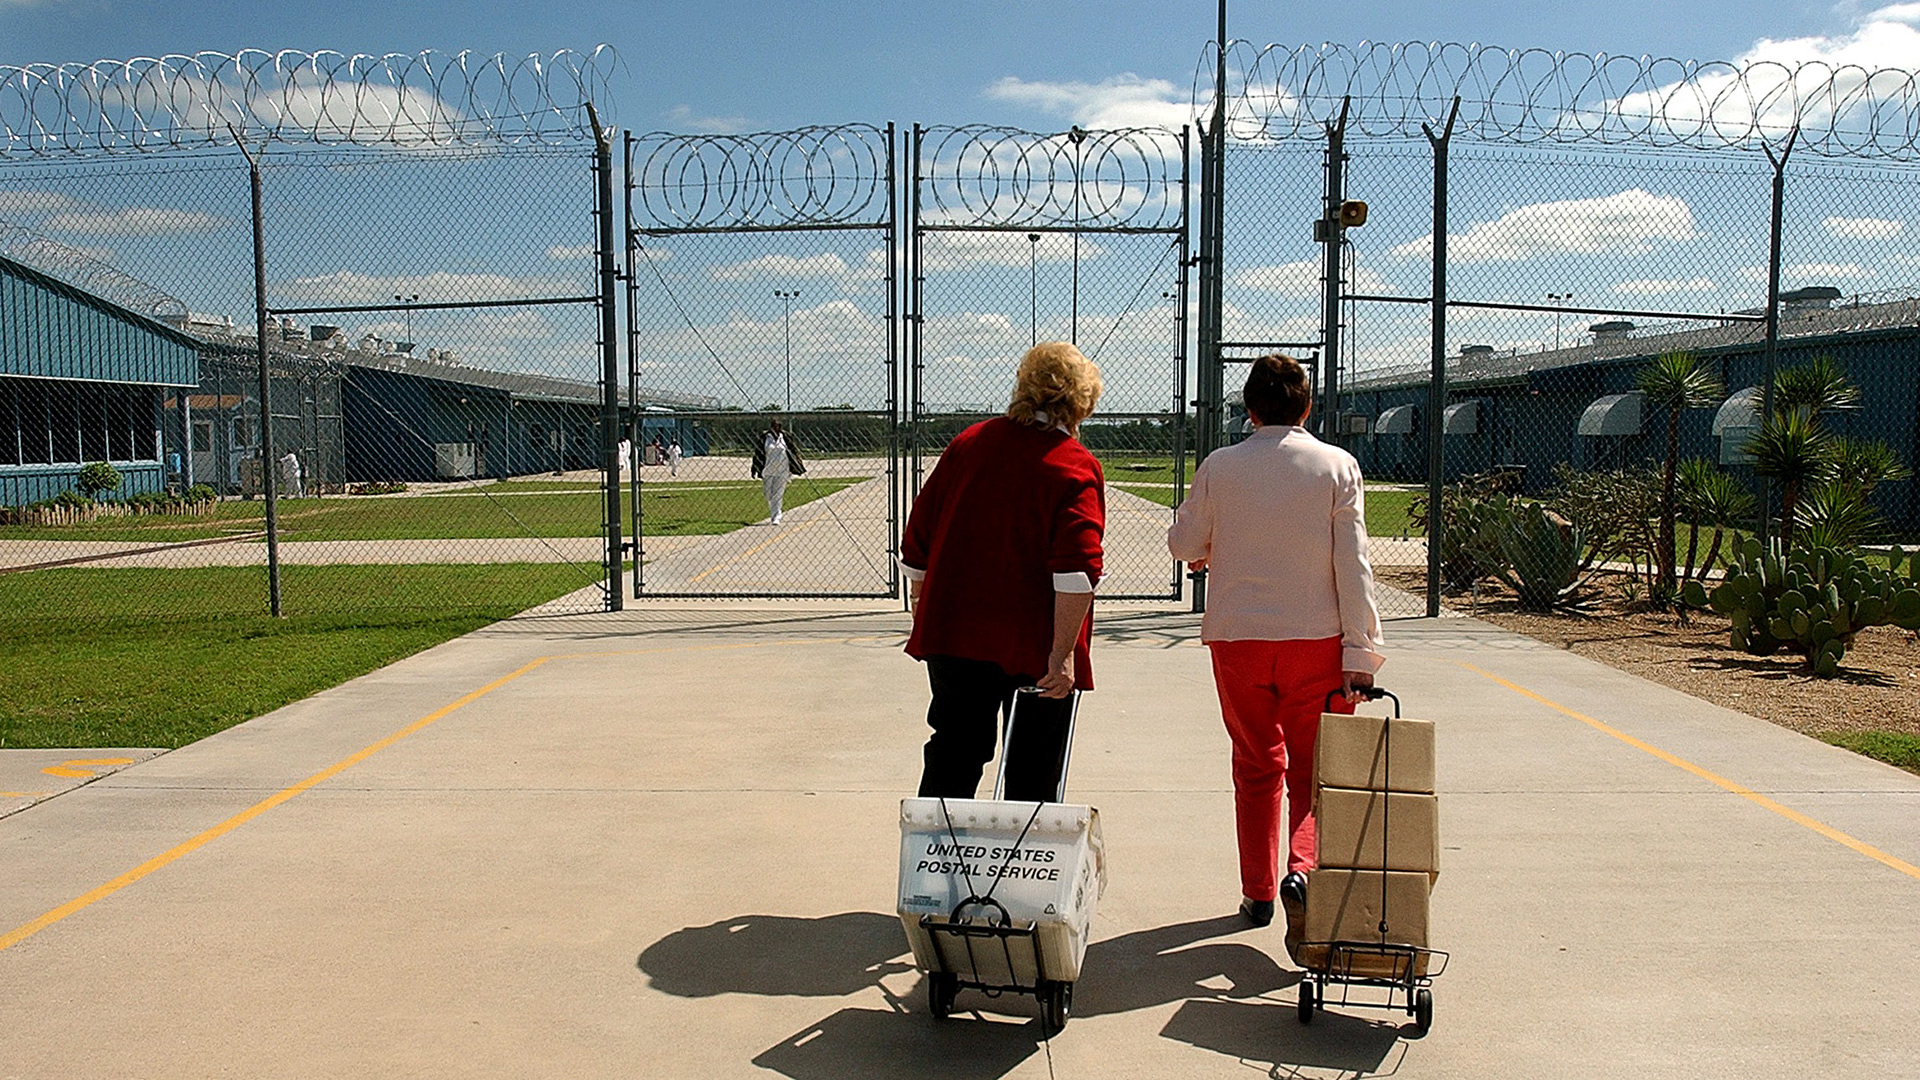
top-left (3, 606), bottom-right (1918, 1078)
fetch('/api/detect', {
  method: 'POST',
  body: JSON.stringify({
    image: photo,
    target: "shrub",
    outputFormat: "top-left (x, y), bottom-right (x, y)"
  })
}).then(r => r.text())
top-left (1472, 500), bottom-right (1597, 612)
top-left (77, 462), bottom-right (122, 500)
top-left (1549, 464), bottom-right (1659, 574)
top-left (187, 484), bottom-right (217, 504)
top-left (1408, 470), bottom-right (1518, 591)
top-left (1682, 539), bottom-right (1920, 677)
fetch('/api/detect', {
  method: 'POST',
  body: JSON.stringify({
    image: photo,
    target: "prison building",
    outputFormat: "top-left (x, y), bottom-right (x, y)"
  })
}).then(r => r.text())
top-left (0, 251), bottom-right (200, 507)
top-left (1342, 287), bottom-right (1920, 532)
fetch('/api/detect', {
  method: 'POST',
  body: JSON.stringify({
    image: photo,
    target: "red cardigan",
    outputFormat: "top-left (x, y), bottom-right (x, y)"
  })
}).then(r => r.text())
top-left (902, 417), bottom-right (1105, 689)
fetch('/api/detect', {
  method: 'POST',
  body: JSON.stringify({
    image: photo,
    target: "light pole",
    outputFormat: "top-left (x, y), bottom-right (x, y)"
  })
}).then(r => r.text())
top-left (394, 293), bottom-right (419, 345)
top-left (1547, 292), bottom-right (1572, 350)
top-left (1027, 232), bottom-right (1040, 345)
top-left (774, 289), bottom-right (799, 411)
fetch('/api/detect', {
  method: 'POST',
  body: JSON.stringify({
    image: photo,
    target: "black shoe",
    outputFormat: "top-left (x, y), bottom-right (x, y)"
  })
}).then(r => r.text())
top-left (1239, 897), bottom-right (1274, 927)
top-left (1279, 871), bottom-right (1309, 908)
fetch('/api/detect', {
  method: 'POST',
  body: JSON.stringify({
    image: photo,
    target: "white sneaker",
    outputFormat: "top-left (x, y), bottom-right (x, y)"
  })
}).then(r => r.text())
top-left (771, 516), bottom-right (782, 525)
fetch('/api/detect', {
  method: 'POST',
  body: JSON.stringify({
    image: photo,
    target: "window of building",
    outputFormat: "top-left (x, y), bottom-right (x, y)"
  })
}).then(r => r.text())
top-left (0, 380), bottom-right (18, 466)
top-left (192, 421), bottom-right (213, 453)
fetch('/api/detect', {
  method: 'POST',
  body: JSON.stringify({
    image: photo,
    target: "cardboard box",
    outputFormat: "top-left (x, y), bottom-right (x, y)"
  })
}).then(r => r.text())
top-left (1316, 711), bottom-right (1436, 794)
top-left (1315, 786), bottom-right (1440, 879)
top-left (1302, 868), bottom-right (1429, 950)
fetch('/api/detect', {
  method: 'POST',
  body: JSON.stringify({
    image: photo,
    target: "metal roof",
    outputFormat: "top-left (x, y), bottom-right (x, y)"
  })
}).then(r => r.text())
top-left (1348, 285), bottom-right (1920, 392)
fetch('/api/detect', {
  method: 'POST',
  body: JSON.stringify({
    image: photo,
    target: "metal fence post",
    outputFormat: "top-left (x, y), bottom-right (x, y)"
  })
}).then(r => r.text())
top-left (235, 135), bottom-right (282, 618)
top-left (624, 129), bottom-right (643, 598)
top-left (1191, 2), bottom-right (1230, 614)
top-left (1423, 99), bottom-right (1460, 619)
top-left (1758, 127), bottom-right (1798, 549)
top-left (589, 104), bottom-right (623, 611)
top-left (1320, 98), bottom-right (1350, 442)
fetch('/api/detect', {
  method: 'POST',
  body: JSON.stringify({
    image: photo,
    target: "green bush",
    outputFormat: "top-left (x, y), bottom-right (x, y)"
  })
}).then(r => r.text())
top-left (1682, 539), bottom-right (1920, 677)
top-left (76, 463), bottom-right (122, 499)
top-left (187, 484), bottom-right (217, 504)
top-left (1472, 500), bottom-right (1596, 612)
top-left (1409, 470), bottom-right (1518, 591)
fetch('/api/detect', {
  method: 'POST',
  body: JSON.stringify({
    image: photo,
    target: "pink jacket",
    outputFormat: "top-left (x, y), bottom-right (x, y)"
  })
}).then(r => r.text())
top-left (1167, 425), bottom-right (1386, 673)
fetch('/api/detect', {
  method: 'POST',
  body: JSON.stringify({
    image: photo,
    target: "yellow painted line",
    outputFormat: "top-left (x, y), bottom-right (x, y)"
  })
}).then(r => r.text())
top-left (687, 519), bottom-right (822, 584)
top-left (0, 633), bottom-right (897, 952)
top-left (41, 757), bottom-right (136, 779)
top-left (1457, 661), bottom-right (1920, 882)
top-left (2, 792), bottom-right (52, 798)
top-left (0, 657), bottom-right (554, 953)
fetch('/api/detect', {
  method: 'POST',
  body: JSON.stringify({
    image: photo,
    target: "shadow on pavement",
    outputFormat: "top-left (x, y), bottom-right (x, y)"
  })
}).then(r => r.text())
top-left (639, 910), bottom-right (1398, 1078)
top-left (638, 912), bottom-right (913, 997)
top-left (753, 1006), bottom-right (1044, 1080)
top-left (1160, 998), bottom-right (1407, 1077)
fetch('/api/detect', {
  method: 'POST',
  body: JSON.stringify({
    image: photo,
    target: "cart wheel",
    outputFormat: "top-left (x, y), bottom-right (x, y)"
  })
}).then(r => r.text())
top-left (1412, 988), bottom-right (1433, 1035)
top-left (1297, 979), bottom-right (1317, 1023)
top-left (928, 973), bottom-right (958, 1020)
top-left (1039, 980), bottom-right (1071, 1033)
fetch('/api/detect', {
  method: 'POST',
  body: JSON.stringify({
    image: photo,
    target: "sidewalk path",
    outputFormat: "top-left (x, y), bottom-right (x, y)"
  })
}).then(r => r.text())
top-left (3, 609), bottom-right (1917, 1077)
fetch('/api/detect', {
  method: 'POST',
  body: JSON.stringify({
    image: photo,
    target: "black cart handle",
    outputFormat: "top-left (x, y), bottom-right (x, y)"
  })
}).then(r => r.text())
top-left (950, 894), bottom-right (1014, 929)
top-left (1325, 686), bottom-right (1399, 716)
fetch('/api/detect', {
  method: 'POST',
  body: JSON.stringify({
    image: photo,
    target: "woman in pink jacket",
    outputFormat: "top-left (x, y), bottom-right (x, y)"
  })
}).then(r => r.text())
top-left (1167, 354), bottom-right (1386, 928)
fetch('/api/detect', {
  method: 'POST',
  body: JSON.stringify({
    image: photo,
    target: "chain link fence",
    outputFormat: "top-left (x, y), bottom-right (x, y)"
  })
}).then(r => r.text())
top-left (0, 50), bottom-right (621, 623)
top-left (1208, 41), bottom-right (1920, 618)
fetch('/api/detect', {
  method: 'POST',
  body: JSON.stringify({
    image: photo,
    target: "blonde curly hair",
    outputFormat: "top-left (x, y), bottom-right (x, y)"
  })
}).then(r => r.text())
top-left (1006, 342), bottom-right (1102, 433)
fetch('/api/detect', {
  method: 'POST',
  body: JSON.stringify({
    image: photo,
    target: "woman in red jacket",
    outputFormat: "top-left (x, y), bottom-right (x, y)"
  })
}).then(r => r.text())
top-left (900, 342), bottom-right (1105, 802)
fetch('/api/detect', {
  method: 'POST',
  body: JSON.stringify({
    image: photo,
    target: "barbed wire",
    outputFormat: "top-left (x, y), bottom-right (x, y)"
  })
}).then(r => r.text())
top-left (1201, 41), bottom-right (1920, 160)
top-left (917, 125), bottom-right (1185, 230)
top-left (0, 219), bottom-right (187, 320)
top-left (0, 47), bottom-right (616, 157)
top-left (629, 124), bottom-right (891, 231)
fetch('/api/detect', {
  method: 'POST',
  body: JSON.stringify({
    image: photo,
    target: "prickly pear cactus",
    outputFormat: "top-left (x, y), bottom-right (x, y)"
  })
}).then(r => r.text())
top-left (1681, 540), bottom-right (1920, 677)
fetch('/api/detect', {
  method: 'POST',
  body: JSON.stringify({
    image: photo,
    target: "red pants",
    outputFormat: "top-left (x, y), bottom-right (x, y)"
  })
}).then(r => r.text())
top-left (1208, 636), bottom-right (1354, 902)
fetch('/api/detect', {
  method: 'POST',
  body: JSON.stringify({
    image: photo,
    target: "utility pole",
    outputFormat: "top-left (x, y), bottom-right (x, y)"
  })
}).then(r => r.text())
top-left (775, 289), bottom-right (800, 411)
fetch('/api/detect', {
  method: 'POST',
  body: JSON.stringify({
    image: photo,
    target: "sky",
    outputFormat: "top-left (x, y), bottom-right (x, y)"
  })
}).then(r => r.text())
top-left (4, 0), bottom-right (1919, 413)
top-left (0, 0), bottom-right (1884, 136)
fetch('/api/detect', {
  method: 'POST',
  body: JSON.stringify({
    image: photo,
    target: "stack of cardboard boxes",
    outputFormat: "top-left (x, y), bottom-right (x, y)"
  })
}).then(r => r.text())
top-left (1286, 707), bottom-right (1439, 977)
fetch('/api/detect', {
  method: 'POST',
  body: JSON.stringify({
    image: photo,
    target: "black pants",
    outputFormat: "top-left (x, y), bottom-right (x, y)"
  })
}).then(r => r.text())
top-left (918, 655), bottom-right (1075, 802)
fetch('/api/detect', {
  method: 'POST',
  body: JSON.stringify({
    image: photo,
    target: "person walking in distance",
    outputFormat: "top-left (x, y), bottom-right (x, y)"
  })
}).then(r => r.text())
top-left (900, 342), bottom-right (1106, 801)
top-left (751, 418), bottom-right (806, 525)
top-left (1167, 354), bottom-right (1386, 928)
top-left (667, 438), bottom-right (682, 477)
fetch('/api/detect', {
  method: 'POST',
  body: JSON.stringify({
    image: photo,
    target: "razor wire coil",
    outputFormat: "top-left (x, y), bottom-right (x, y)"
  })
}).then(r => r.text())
top-left (1203, 40), bottom-right (1920, 161)
top-left (0, 47), bottom-right (616, 156)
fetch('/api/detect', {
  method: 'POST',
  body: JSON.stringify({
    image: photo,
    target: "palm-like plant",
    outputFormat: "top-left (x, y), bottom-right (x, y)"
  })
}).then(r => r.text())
top-left (1636, 351), bottom-right (1724, 593)
top-left (1747, 409), bottom-right (1831, 545)
top-left (1677, 458), bottom-right (1755, 580)
top-left (1770, 355), bottom-right (1859, 421)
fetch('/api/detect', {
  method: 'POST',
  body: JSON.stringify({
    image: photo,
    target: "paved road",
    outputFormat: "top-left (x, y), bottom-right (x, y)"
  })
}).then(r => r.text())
top-left (3, 605), bottom-right (1917, 1077)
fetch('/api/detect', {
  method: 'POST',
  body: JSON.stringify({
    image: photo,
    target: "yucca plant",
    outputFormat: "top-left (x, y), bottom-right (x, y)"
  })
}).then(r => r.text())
top-left (1677, 458), bottom-right (1755, 581)
top-left (1636, 351), bottom-right (1725, 594)
top-left (1769, 355), bottom-right (1859, 421)
top-left (1747, 409), bottom-right (1831, 546)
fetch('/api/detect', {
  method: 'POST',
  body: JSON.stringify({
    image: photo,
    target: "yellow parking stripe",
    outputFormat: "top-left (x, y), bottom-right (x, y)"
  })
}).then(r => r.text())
top-left (1458, 661), bottom-right (1920, 882)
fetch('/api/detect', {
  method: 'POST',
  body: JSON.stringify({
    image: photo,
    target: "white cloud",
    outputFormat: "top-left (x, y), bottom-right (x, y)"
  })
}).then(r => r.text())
top-left (664, 104), bottom-right (750, 134)
top-left (1602, 6), bottom-right (1920, 138)
top-left (985, 74), bottom-right (1191, 130)
top-left (1823, 215), bottom-right (1904, 239)
top-left (916, 231), bottom-right (1106, 273)
top-left (41, 206), bottom-right (224, 235)
top-left (1787, 261), bottom-right (1873, 279)
top-left (1614, 276), bottom-right (1717, 295)
top-left (546, 244), bottom-right (598, 261)
top-left (270, 269), bottom-right (579, 304)
top-left (709, 252), bottom-right (858, 282)
top-left (0, 190), bottom-right (82, 215)
top-left (1392, 189), bottom-right (1699, 263)
top-left (1234, 258), bottom-right (1388, 296)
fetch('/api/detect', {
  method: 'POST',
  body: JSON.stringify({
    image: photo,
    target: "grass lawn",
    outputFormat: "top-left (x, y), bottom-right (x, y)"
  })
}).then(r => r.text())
top-left (1112, 480), bottom-right (1419, 540)
top-left (0, 479), bottom-right (859, 543)
top-left (0, 563), bottom-right (592, 749)
top-left (1821, 731), bottom-right (1920, 775)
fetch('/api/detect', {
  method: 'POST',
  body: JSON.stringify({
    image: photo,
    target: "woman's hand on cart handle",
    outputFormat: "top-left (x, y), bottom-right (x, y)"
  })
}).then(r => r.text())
top-left (1037, 649), bottom-right (1075, 699)
top-left (1341, 669), bottom-right (1377, 704)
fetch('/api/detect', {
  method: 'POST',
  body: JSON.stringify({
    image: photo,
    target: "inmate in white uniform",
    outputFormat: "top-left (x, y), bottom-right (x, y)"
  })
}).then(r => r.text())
top-left (762, 432), bottom-right (790, 524)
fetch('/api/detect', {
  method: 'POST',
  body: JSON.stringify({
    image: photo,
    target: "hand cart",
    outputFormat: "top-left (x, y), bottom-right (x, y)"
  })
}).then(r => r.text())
top-left (1294, 687), bottom-right (1448, 1035)
top-left (897, 688), bottom-right (1103, 1033)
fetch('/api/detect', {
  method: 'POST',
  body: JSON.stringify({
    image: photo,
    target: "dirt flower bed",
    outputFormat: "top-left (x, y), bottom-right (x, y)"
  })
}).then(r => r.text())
top-left (1383, 568), bottom-right (1920, 738)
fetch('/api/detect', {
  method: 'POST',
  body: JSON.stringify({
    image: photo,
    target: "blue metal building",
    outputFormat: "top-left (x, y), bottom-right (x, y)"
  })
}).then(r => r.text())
top-left (1342, 291), bottom-right (1920, 532)
top-left (0, 253), bottom-right (200, 506)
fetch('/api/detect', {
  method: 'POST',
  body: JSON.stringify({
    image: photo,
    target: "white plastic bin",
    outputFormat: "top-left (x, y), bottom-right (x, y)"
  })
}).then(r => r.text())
top-left (897, 797), bottom-right (1106, 987)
